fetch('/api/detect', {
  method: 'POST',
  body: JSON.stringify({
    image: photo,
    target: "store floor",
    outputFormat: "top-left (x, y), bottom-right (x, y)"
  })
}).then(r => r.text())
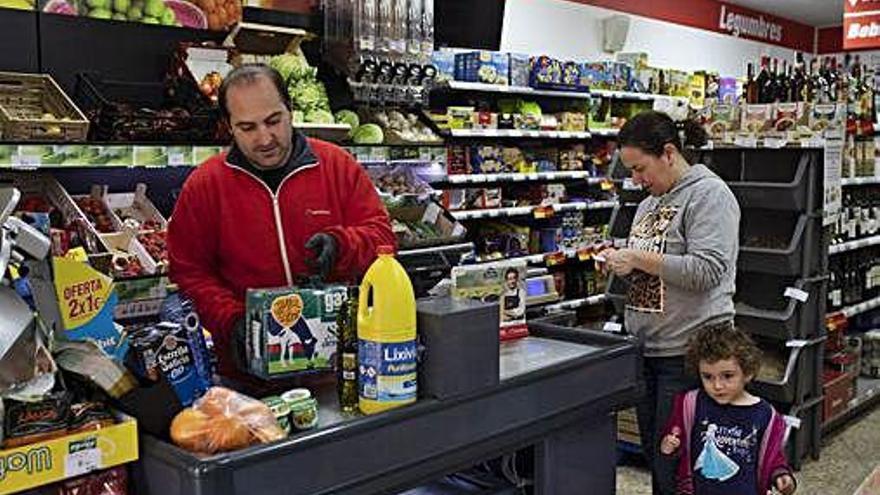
top-left (616, 406), bottom-right (880, 495)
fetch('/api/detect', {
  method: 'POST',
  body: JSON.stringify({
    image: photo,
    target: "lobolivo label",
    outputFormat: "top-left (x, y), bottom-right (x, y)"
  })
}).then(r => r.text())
top-left (358, 339), bottom-right (417, 402)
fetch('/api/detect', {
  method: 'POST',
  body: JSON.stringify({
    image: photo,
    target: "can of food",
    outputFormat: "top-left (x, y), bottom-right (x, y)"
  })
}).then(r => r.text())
top-left (290, 398), bottom-right (319, 431)
top-left (281, 388), bottom-right (312, 408)
top-left (261, 396), bottom-right (291, 435)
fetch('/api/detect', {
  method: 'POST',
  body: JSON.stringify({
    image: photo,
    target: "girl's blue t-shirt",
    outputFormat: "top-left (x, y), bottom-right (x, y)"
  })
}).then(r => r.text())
top-left (690, 390), bottom-right (772, 495)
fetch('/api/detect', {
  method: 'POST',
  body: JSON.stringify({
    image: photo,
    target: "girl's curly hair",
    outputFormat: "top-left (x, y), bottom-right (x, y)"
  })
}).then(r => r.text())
top-left (685, 322), bottom-right (762, 378)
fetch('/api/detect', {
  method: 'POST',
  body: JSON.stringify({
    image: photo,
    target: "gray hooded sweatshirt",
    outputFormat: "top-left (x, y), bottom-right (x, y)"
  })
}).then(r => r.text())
top-left (623, 164), bottom-right (740, 357)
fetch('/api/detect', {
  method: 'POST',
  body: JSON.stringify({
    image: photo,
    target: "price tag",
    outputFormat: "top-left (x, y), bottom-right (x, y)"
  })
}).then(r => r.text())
top-left (763, 137), bottom-right (788, 149)
top-left (782, 415), bottom-right (802, 431)
top-left (12, 155), bottom-right (40, 169)
top-left (577, 248), bottom-right (593, 261)
top-left (734, 135), bottom-right (758, 148)
top-left (623, 178), bottom-right (641, 191)
top-left (545, 252), bottom-right (566, 266)
top-left (785, 339), bottom-right (808, 348)
top-left (168, 151), bottom-right (187, 166)
top-left (65, 440), bottom-right (101, 477)
top-left (603, 321), bottom-right (623, 333)
top-left (784, 287), bottom-right (810, 303)
top-left (804, 137), bottom-right (826, 148)
top-left (533, 206), bottom-right (554, 219)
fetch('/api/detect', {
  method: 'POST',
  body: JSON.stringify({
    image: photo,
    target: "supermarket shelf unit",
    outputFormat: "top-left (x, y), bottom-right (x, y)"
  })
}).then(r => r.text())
top-left (606, 147), bottom-right (828, 468)
top-left (428, 83), bottom-right (621, 321)
top-left (825, 173), bottom-right (880, 435)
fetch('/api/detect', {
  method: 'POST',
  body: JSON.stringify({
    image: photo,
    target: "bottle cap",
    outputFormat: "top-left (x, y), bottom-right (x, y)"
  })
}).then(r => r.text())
top-left (377, 245), bottom-right (395, 256)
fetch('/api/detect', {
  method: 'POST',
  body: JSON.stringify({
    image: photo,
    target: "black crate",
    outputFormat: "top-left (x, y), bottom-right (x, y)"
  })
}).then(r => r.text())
top-left (779, 396), bottom-right (823, 470)
top-left (705, 149), bottom-right (818, 212)
top-left (749, 335), bottom-right (824, 404)
top-left (73, 72), bottom-right (224, 143)
top-left (739, 212), bottom-right (821, 276)
top-left (735, 275), bottom-right (826, 340)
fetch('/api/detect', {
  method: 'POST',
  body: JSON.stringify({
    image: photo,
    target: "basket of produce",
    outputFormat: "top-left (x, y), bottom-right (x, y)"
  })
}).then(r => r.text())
top-left (385, 197), bottom-right (467, 250)
top-left (74, 72), bottom-right (224, 143)
top-left (0, 72), bottom-right (89, 142)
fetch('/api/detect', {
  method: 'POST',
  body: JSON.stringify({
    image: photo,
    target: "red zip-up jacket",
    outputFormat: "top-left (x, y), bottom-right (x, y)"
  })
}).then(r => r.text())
top-left (168, 138), bottom-right (395, 378)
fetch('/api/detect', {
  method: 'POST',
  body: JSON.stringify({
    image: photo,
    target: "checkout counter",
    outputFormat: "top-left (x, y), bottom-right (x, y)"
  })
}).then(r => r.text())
top-left (133, 321), bottom-right (639, 495)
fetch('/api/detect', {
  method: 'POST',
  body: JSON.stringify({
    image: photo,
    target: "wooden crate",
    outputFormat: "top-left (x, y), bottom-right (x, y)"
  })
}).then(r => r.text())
top-left (0, 72), bottom-right (89, 141)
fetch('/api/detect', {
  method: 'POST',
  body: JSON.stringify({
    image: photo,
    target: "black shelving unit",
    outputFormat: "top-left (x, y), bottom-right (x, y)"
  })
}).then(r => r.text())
top-left (606, 146), bottom-right (828, 469)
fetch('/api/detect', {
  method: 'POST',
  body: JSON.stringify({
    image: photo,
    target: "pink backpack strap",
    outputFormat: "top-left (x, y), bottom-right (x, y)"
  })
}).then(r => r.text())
top-left (682, 389), bottom-right (699, 447)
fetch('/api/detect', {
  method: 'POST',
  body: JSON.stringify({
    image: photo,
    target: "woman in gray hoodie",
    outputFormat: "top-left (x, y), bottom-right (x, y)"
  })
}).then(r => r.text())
top-left (601, 111), bottom-right (740, 495)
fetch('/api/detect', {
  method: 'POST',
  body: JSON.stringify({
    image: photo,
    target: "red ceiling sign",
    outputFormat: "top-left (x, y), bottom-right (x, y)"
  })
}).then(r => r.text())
top-left (566, 0), bottom-right (814, 52)
top-left (844, 0), bottom-right (880, 50)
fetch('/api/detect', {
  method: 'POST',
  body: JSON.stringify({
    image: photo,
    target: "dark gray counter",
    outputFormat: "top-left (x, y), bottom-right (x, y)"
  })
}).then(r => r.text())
top-left (134, 323), bottom-right (640, 495)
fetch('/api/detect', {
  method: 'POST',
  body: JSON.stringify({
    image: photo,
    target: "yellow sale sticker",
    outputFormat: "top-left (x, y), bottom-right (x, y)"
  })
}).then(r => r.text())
top-left (53, 257), bottom-right (114, 330)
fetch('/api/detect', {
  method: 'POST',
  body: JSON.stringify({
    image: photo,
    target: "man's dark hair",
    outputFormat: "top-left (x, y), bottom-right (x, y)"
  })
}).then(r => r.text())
top-left (617, 110), bottom-right (708, 164)
top-left (218, 64), bottom-right (291, 120)
top-left (505, 267), bottom-right (519, 279)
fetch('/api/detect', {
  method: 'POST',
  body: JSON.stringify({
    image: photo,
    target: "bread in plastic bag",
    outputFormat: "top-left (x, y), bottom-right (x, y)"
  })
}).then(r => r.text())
top-left (170, 386), bottom-right (285, 454)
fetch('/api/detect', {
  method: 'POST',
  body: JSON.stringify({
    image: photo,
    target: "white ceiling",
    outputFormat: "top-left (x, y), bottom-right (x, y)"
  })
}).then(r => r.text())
top-left (724, 0), bottom-right (844, 27)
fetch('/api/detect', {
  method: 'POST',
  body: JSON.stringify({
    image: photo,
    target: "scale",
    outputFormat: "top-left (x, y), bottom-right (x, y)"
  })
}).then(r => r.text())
top-left (525, 275), bottom-right (560, 306)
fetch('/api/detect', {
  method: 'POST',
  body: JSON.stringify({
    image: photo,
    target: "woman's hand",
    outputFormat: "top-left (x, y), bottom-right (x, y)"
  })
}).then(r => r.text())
top-left (606, 249), bottom-right (641, 276)
top-left (595, 248), bottom-right (616, 275)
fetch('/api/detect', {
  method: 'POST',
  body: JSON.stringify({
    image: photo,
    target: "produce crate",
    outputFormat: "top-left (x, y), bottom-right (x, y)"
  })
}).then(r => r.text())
top-left (0, 72), bottom-right (89, 142)
top-left (705, 148), bottom-right (816, 212)
top-left (0, 171), bottom-right (110, 268)
top-left (735, 275), bottom-right (825, 340)
top-left (821, 370), bottom-right (855, 424)
top-left (739, 211), bottom-right (820, 276)
top-left (781, 396), bottom-right (822, 470)
top-left (389, 200), bottom-right (467, 250)
top-left (0, 411), bottom-right (138, 495)
top-left (103, 183), bottom-right (168, 233)
top-left (73, 72), bottom-right (223, 143)
top-left (750, 336), bottom-right (824, 404)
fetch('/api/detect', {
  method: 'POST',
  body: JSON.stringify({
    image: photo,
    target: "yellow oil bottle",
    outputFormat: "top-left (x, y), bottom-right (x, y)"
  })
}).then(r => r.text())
top-left (357, 245), bottom-right (417, 415)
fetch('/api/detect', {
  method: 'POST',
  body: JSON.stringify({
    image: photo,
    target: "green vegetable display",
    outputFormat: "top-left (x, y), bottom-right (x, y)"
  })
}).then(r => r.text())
top-left (268, 53), bottom-right (335, 125)
top-left (352, 123), bottom-right (384, 144)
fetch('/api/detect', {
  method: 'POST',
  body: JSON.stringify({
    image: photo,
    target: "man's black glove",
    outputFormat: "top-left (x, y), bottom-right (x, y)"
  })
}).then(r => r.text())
top-left (305, 233), bottom-right (337, 280)
top-left (232, 318), bottom-right (247, 371)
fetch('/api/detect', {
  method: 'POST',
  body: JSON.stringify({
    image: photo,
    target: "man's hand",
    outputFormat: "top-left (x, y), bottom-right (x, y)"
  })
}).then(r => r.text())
top-left (769, 474), bottom-right (796, 495)
top-left (660, 426), bottom-right (682, 455)
top-left (305, 233), bottom-right (338, 280)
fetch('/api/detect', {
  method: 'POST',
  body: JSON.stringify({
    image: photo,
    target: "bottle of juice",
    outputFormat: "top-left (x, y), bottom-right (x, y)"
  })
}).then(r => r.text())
top-left (357, 245), bottom-right (417, 415)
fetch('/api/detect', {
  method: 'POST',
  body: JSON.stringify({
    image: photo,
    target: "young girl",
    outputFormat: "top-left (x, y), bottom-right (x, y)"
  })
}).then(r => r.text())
top-left (660, 323), bottom-right (797, 495)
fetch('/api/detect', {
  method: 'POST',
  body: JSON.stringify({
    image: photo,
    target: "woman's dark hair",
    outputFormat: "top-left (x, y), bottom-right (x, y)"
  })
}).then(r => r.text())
top-left (685, 322), bottom-right (762, 378)
top-left (617, 110), bottom-right (708, 164)
top-left (218, 64), bottom-right (291, 120)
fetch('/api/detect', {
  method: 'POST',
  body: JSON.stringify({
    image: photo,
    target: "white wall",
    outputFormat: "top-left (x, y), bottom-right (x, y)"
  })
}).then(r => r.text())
top-left (500, 0), bottom-right (798, 78)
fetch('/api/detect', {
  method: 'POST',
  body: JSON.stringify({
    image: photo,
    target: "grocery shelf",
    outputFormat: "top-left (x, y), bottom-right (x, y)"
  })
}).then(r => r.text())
top-left (829, 234), bottom-right (880, 255)
top-left (472, 247), bottom-right (603, 267)
top-left (0, 143), bottom-right (225, 168)
top-left (444, 129), bottom-right (592, 140)
top-left (437, 80), bottom-right (592, 99)
top-left (590, 128), bottom-right (620, 137)
top-left (444, 171), bottom-right (610, 185)
top-left (450, 206), bottom-right (534, 220)
top-left (590, 89), bottom-right (688, 103)
top-left (449, 200), bottom-right (616, 220)
top-left (822, 376), bottom-right (880, 434)
top-left (542, 294), bottom-right (606, 312)
top-left (840, 295), bottom-right (880, 318)
top-left (398, 242), bottom-right (474, 257)
top-left (841, 176), bottom-right (880, 187)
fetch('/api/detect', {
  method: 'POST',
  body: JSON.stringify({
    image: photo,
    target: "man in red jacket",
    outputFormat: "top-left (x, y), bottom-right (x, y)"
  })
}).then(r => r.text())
top-left (168, 64), bottom-right (395, 379)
